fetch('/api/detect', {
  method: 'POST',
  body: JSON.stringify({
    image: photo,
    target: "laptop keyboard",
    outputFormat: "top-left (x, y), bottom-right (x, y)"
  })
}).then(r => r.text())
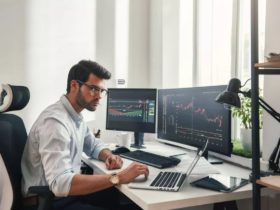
top-left (150, 172), bottom-right (186, 188)
top-left (120, 150), bottom-right (181, 169)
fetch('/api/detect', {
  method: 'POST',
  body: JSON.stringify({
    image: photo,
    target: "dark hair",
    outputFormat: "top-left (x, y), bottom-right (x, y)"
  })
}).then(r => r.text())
top-left (67, 60), bottom-right (111, 93)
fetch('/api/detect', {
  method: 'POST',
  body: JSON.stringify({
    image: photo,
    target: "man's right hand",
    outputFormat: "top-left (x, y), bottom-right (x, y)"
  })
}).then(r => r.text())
top-left (117, 162), bottom-right (149, 184)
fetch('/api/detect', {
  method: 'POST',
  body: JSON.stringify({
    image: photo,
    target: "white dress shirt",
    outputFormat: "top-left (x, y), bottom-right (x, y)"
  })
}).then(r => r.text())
top-left (21, 95), bottom-right (106, 197)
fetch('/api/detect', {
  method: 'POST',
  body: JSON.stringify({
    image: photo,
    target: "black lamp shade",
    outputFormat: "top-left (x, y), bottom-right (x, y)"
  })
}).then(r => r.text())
top-left (215, 78), bottom-right (242, 108)
top-left (215, 91), bottom-right (241, 108)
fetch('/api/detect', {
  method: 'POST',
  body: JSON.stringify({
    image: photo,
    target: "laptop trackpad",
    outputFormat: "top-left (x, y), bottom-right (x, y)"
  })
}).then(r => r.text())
top-left (132, 174), bottom-right (147, 183)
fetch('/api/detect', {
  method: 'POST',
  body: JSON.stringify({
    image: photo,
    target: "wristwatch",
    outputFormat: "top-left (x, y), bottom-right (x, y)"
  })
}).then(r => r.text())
top-left (109, 173), bottom-right (120, 185)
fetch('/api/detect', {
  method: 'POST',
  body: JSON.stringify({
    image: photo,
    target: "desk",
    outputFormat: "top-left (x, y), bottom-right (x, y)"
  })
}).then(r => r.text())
top-left (82, 142), bottom-right (270, 210)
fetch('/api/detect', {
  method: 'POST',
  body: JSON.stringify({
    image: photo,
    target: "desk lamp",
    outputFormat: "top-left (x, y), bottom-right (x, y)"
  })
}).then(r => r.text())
top-left (215, 78), bottom-right (280, 173)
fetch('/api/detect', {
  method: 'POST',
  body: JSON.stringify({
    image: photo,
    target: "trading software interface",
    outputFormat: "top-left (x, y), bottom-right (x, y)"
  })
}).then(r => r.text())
top-left (157, 85), bottom-right (231, 155)
top-left (107, 99), bottom-right (155, 123)
top-left (106, 88), bottom-right (156, 133)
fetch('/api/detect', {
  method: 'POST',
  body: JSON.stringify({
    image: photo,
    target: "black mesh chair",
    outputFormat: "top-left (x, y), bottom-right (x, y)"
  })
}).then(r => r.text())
top-left (0, 84), bottom-right (54, 210)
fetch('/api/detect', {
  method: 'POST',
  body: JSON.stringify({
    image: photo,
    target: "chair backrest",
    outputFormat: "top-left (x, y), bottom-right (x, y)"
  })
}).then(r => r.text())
top-left (0, 84), bottom-right (30, 210)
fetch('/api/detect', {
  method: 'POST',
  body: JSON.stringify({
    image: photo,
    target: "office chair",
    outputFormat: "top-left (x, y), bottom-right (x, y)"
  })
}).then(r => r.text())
top-left (0, 84), bottom-right (54, 210)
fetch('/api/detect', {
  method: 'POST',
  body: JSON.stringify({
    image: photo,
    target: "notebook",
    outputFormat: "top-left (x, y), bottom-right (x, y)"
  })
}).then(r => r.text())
top-left (128, 139), bottom-right (209, 192)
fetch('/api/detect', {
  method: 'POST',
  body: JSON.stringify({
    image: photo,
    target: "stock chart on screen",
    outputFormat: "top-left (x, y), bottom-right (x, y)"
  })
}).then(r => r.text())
top-left (107, 99), bottom-right (155, 123)
top-left (157, 85), bottom-right (231, 156)
top-left (106, 88), bottom-right (156, 134)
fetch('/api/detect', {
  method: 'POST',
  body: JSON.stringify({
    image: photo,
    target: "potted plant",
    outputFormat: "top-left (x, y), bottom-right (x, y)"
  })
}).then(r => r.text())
top-left (232, 89), bottom-right (263, 153)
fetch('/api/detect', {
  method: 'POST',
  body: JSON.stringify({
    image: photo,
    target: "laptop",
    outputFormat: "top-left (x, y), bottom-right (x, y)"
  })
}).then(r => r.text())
top-left (128, 139), bottom-right (209, 192)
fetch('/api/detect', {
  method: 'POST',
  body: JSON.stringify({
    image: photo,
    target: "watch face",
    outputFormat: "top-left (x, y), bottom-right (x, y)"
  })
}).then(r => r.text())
top-left (110, 174), bottom-right (119, 185)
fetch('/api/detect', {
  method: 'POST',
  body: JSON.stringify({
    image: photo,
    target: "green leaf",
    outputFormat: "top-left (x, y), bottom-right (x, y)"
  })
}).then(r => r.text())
top-left (231, 88), bottom-right (263, 129)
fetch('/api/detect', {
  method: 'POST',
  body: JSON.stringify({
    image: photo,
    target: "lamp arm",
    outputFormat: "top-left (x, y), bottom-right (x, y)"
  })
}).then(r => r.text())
top-left (269, 138), bottom-right (280, 173)
top-left (259, 97), bottom-right (280, 115)
top-left (258, 97), bottom-right (280, 123)
top-left (241, 90), bottom-right (280, 123)
top-left (257, 98), bottom-right (280, 173)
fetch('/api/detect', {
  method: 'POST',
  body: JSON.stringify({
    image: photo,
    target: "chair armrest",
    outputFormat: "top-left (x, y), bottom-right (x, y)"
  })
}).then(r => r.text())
top-left (28, 186), bottom-right (53, 197)
top-left (28, 186), bottom-right (54, 210)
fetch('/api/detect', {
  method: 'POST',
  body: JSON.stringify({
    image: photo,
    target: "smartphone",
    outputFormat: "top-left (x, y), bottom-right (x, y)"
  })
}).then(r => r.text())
top-left (191, 174), bottom-right (249, 193)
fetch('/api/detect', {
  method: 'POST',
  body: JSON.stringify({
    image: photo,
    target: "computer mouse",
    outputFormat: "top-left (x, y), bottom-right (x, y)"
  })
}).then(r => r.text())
top-left (112, 146), bottom-right (130, 155)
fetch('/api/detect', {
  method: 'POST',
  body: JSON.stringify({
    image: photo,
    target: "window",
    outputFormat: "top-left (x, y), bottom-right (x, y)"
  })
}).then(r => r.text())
top-left (196, 0), bottom-right (234, 86)
top-left (237, 0), bottom-right (266, 83)
top-left (176, 0), bottom-right (266, 150)
top-left (235, 0), bottom-right (266, 146)
top-left (177, 0), bottom-right (266, 87)
top-left (178, 0), bottom-right (194, 87)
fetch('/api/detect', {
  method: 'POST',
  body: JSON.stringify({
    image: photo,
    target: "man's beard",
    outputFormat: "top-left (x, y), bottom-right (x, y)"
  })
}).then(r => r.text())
top-left (76, 90), bottom-right (98, 111)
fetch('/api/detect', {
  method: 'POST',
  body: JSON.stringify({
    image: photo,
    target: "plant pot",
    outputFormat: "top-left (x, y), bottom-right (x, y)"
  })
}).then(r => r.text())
top-left (240, 128), bottom-right (263, 153)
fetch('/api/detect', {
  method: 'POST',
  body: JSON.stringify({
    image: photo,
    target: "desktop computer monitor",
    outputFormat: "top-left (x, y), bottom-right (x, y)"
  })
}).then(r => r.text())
top-left (157, 85), bottom-right (232, 156)
top-left (106, 88), bottom-right (157, 148)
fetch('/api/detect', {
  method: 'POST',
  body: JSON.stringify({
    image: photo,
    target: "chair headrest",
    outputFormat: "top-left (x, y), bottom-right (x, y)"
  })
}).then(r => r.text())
top-left (0, 84), bottom-right (30, 113)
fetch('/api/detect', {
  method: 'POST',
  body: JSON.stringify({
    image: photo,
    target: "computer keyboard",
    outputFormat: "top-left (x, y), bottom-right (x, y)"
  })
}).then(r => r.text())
top-left (120, 150), bottom-right (181, 169)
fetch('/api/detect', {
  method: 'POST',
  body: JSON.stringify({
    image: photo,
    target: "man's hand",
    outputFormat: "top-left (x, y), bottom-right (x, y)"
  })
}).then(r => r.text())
top-left (105, 154), bottom-right (123, 170)
top-left (117, 162), bottom-right (149, 184)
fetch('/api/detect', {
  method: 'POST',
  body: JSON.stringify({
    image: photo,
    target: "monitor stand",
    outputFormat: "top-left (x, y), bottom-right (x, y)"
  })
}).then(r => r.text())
top-left (203, 150), bottom-right (223, 164)
top-left (131, 132), bottom-right (146, 149)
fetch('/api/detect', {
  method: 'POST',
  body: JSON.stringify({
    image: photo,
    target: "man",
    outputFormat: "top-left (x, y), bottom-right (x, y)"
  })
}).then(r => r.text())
top-left (21, 60), bottom-right (149, 210)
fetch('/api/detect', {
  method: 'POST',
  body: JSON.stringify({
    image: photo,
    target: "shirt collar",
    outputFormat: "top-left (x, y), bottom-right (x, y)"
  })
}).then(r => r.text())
top-left (60, 95), bottom-right (83, 126)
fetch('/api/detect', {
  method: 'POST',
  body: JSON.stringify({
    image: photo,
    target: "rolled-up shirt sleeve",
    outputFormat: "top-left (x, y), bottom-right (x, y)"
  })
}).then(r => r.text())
top-left (38, 117), bottom-right (75, 197)
top-left (83, 127), bottom-right (107, 159)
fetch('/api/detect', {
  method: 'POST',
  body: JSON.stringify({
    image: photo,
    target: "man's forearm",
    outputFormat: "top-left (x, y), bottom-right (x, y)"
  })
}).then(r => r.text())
top-left (68, 174), bottom-right (113, 196)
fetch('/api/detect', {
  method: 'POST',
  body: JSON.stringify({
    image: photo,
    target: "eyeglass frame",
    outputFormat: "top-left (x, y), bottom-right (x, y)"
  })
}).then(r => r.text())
top-left (76, 80), bottom-right (108, 96)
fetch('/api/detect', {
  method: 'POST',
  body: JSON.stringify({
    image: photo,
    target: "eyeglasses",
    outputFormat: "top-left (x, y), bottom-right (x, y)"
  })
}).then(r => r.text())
top-left (76, 80), bottom-right (108, 97)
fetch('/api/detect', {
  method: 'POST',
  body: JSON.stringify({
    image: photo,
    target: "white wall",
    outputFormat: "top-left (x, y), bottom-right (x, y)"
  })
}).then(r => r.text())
top-left (0, 0), bottom-right (183, 134)
top-left (0, 0), bottom-right (27, 116)
top-left (0, 0), bottom-right (96, 131)
top-left (0, 0), bottom-right (26, 84)
top-left (162, 0), bottom-right (180, 88)
top-left (149, 0), bottom-right (181, 89)
top-left (0, 0), bottom-right (154, 139)
top-left (128, 0), bottom-right (150, 88)
top-left (90, 0), bottom-right (116, 134)
top-left (262, 0), bottom-right (280, 161)
top-left (149, 0), bottom-right (163, 88)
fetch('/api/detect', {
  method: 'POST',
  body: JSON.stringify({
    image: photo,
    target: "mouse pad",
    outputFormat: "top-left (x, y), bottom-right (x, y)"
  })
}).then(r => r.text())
top-left (191, 174), bottom-right (249, 193)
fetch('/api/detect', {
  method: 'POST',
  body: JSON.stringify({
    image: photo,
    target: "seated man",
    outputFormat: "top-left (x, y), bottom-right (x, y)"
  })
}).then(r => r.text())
top-left (21, 60), bottom-right (149, 210)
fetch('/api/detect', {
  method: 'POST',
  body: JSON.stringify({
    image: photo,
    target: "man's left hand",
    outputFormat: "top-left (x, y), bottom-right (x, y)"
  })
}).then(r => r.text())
top-left (105, 154), bottom-right (123, 170)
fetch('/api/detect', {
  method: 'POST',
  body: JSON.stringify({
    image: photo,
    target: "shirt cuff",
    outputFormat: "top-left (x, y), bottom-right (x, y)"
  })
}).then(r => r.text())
top-left (92, 144), bottom-right (109, 160)
top-left (50, 170), bottom-right (75, 197)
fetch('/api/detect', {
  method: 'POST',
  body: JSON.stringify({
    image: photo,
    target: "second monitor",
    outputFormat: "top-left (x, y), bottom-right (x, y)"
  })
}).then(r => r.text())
top-left (157, 85), bottom-right (232, 156)
top-left (106, 88), bottom-right (157, 148)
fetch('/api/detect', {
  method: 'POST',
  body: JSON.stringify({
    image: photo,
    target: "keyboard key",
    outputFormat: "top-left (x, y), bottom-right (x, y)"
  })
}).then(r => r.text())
top-left (150, 172), bottom-right (163, 186)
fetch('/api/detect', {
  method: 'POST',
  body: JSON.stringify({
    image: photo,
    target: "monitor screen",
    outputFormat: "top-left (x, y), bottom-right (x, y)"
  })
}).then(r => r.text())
top-left (157, 85), bottom-right (231, 156)
top-left (106, 88), bottom-right (157, 133)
